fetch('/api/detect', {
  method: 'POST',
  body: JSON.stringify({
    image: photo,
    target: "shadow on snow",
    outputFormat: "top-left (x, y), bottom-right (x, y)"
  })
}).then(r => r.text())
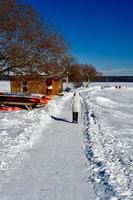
top-left (51, 115), bottom-right (73, 123)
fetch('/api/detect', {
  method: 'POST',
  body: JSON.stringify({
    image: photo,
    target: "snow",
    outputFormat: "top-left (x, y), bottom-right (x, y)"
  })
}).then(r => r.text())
top-left (0, 82), bottom-right (133, 200)
top-left (0, 81), bottom-right (11, 92)
top-left (0, 91), bottom-right (96, 200)
top-left (84, 84), bottom-right (133, 199)
top-left (0, 95), bottom-right (70, 174)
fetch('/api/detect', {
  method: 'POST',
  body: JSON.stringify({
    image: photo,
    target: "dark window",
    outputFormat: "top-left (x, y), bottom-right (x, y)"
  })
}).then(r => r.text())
top-left (22, 81), bottom-right (28, 92)
top-left (23, 81), bottom-right (27, 86)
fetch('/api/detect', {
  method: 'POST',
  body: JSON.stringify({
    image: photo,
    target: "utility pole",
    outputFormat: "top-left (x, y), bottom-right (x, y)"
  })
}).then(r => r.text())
top-left (66, 71), bottom-right (68, 87)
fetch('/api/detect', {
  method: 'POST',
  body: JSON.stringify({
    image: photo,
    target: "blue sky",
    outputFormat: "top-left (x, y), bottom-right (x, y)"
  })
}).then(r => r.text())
top-left (23, 0), bottom-right (133, 75)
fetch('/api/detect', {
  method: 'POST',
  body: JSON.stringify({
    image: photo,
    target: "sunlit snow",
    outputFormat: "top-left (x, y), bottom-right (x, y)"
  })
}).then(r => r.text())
top-left (84, 83), bottom-right (133, 200)
top-left (0, 82), bottom-right (133, 200)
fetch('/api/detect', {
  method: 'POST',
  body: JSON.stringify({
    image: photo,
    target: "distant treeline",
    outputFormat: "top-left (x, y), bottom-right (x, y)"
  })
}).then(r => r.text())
top-left (94, 76), bottom-right (133, 82)
top-left (1, 75), bottom-right (133, 82)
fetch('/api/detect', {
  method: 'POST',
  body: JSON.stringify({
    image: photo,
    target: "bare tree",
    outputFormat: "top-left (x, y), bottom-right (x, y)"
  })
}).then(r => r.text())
top-left (68, 64), bottom-right (83, 83)
top-left (81, 64), bottom-right (101, 82)
top-left (0, 0), bottom-right (69, 77)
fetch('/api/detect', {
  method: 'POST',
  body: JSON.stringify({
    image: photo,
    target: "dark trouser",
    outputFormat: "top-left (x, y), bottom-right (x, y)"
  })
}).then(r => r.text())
top-left (72, 112), bottom-right (78, 123)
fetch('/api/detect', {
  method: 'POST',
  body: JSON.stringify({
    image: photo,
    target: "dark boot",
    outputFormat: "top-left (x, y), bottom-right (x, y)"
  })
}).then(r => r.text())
top-left (75, 113), bottom-right (78, 123)
top-left (73, 112), bottom-right (78, 123)
top-left (73, 112), bottom-right (76, 123)
top-left (72, 112), bottom-right (75, 123)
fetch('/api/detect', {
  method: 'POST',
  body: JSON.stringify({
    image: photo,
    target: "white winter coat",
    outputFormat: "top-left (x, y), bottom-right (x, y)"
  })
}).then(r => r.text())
top-left (72, 92), bottom-right (84, 112)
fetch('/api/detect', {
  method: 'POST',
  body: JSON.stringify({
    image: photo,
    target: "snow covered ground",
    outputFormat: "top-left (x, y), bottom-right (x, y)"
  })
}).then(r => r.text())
top-left (0, 91), bottom-right (96, 200)
top-left (84, 84), bottom-right (133, 200)
top-left (0, 94), bottom-right (71, 174)
top-left (0, 82), bottom-right (133, 200)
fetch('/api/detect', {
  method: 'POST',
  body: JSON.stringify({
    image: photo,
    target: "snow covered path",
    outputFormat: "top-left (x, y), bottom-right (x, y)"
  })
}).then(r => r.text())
top-left (0, 94), bottom-right (96, 200)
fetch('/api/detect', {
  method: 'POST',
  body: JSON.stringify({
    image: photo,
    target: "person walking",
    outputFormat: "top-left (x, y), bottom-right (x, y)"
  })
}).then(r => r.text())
top-left (72, 92), bottom-right (84, 124)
